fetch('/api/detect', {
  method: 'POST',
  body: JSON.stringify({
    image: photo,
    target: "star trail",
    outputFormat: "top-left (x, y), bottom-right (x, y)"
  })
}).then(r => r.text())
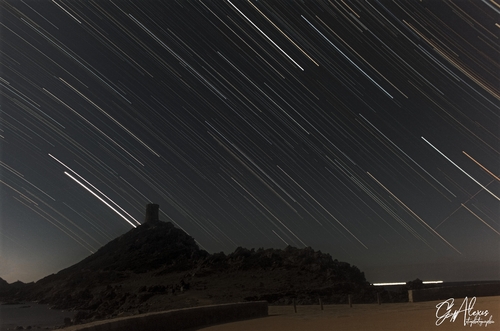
top-left (0, 0), bottom-right (498, 283)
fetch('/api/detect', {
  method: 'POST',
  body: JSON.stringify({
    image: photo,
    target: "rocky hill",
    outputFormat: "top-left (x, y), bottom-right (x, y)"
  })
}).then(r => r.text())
top-left (2, 218), bottom-right (392, 324)
top-left (0, 277), bottom-right (28, 299)
top-left (0, 277), bottom-right (9, 291)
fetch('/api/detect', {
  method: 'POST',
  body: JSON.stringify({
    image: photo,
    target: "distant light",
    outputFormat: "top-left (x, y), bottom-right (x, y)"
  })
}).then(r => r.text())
top-left (423, 280), bottom-right (444, 284)
top-left (372, 280), bottom-right (443, 286)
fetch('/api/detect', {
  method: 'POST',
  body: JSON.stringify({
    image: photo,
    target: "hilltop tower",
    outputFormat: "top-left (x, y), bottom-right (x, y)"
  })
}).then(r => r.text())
top-left (144, 203), bottom-right (159, 223)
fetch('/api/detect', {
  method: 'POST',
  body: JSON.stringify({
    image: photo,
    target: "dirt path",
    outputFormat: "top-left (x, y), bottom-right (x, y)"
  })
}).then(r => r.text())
top-left (195, 296), bottom-right (499, 331)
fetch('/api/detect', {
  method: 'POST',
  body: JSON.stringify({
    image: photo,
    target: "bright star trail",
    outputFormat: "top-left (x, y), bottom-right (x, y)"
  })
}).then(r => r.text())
top-left (0, 0), bottom-right (498, 283)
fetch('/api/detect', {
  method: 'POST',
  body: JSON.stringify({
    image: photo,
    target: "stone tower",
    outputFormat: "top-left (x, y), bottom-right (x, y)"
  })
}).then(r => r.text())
top-left (144, 203), bottom-right (159, 223)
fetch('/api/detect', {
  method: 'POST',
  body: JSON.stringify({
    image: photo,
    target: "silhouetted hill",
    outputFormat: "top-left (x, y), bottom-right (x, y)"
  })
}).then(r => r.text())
top-left (0, 278), bottom-right (28, 299)
top-left (0, 277), bottom-right (9, 295)
top-left (2, 220), bottom-right (383, 324)
top-left (63, 221), bottom-right (207, 274)
top-left (17, 222), bottom-right (206, 301)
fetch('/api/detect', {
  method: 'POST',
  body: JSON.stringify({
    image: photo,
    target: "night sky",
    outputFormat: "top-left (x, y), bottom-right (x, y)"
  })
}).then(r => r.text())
top-left (0, 0), bottom-right (498, 284)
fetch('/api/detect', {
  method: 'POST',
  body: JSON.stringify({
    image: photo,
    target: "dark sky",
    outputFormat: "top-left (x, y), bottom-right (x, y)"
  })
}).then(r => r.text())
top-left (0, 0), bottom-right (498, 284)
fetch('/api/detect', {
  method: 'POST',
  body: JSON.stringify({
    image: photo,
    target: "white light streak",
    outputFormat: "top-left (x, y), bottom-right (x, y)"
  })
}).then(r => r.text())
top-left (277, 165), bottom-right (368, 249)
top-left (51, 0), bottom-right (81, 24)
top-left (58, 78), bottom-right (160, 157)
top-left (301, 15), bottom-right (393, 99)
top-left (50, 154), bottom-right (141, 225)
top-left (227, 0), bottom-right (304, 71)
top-left (372, 280), bottom-right (443, 286)
top-left (368, 172), bottom-right (461, 254)
top-left (272, 230), bottom-right (289, 246)
top-left (422, 137), bottom-right (500, 201)
top-left (65, 172), bottom-right (137, 228)
top-left (231, 176), bottom-right (307, 247)
top-left (461, 203), bottom-right (500, 236)
top-left (359, 114), bottom-right (456, 197)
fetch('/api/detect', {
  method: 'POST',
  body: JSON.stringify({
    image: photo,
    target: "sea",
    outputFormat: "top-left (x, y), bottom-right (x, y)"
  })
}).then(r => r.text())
top-left (0, 302), bottom-right (74, 331)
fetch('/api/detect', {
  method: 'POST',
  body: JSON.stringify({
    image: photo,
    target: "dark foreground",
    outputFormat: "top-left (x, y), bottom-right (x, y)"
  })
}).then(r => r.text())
top-left (198, 296), bottom-right (499, 331)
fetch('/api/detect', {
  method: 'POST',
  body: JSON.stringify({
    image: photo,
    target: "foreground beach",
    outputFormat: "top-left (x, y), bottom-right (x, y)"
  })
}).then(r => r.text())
top-left (195, 296), bottom-right (499, 331)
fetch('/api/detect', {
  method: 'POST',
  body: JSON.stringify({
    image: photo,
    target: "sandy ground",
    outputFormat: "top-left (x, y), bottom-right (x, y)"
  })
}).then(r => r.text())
top-left (194, 296), bottom-right (500, 331)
